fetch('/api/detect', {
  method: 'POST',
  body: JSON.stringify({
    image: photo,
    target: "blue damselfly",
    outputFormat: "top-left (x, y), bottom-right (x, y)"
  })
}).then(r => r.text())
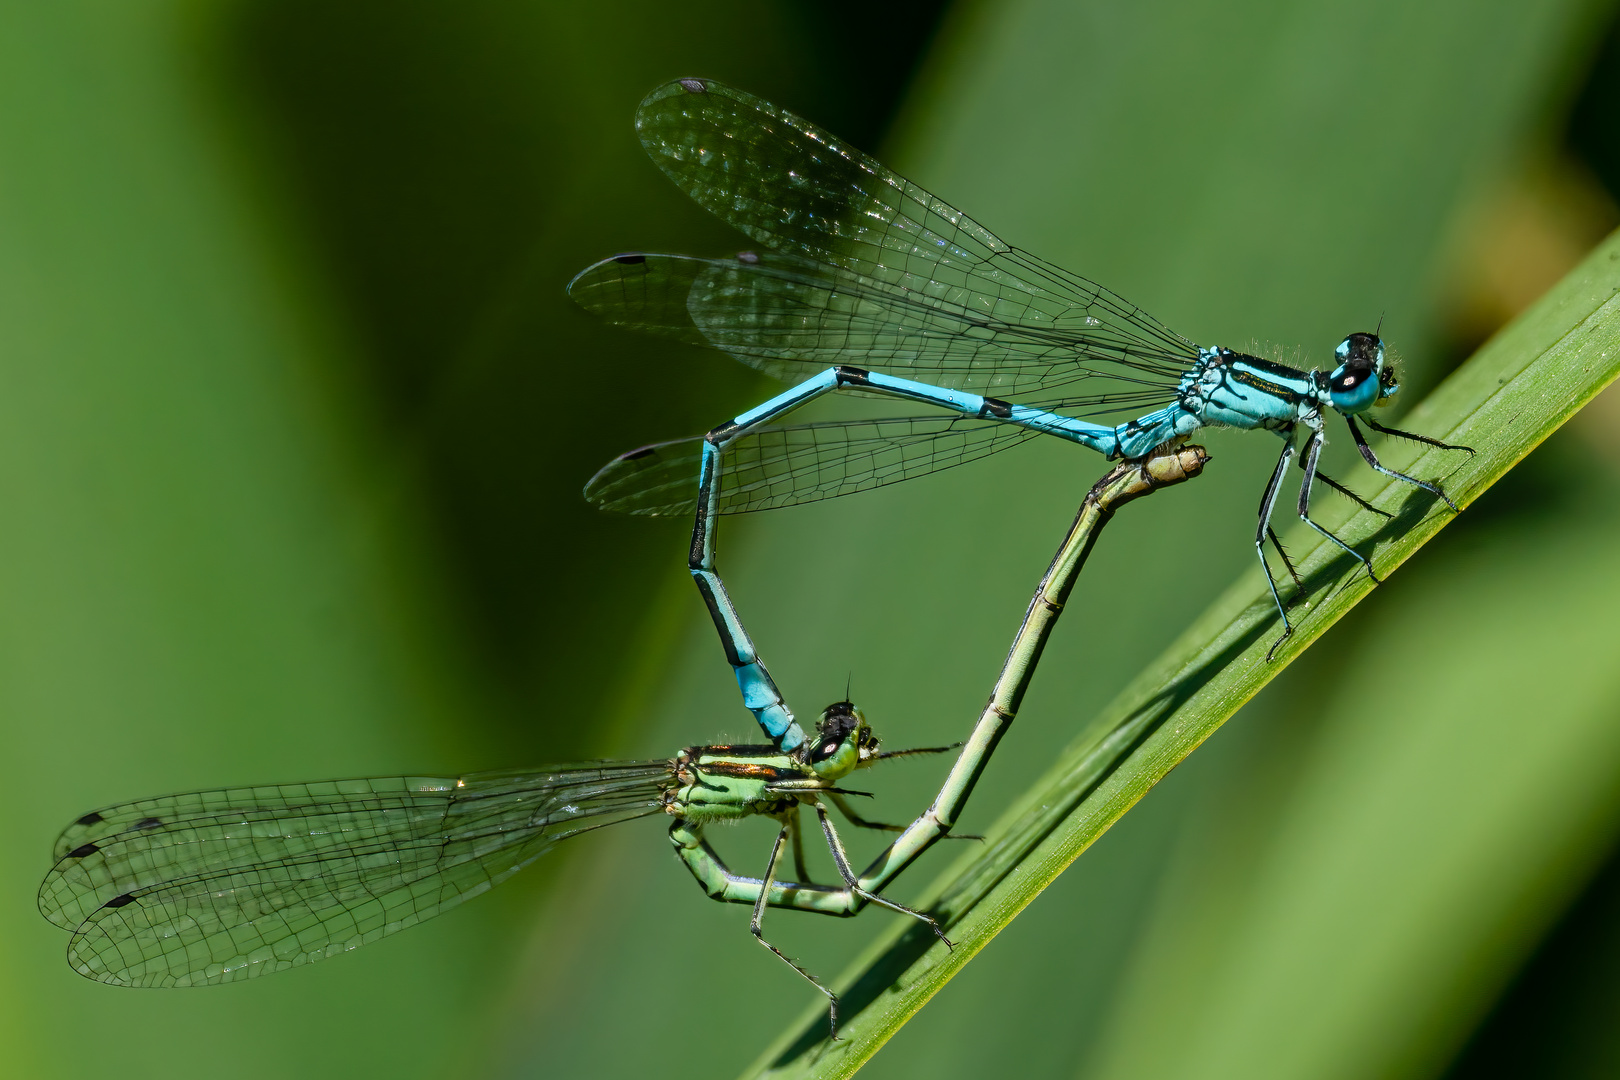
top-left (572, 79), bottom-right (1472, 661)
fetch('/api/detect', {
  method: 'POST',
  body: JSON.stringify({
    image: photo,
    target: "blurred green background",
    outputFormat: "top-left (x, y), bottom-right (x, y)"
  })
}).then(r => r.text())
top-left (5, 0), bottom-right (1620, 1077)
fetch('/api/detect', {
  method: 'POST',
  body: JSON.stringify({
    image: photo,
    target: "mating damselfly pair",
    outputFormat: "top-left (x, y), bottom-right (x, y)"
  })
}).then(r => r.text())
top-left (40, 76), bottom-right (1462, 1036)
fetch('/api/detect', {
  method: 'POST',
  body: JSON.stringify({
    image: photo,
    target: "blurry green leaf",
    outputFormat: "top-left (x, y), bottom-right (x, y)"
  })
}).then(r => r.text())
top-left (0, 2), bottom-right (492, 1077)
top-left (744, 229), bottom-right (1620, 1077)
top-left (1441, 729), bottom-right (1620, 1080)
top-left (0, 3), bottom-right (938, 1080)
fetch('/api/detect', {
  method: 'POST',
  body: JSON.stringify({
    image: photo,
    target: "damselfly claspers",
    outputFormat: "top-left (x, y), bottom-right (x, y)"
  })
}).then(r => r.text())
top-left (40, 446), bottom-right (1207, 1038)
top-left (572, 78), bottom-right (1473, 656)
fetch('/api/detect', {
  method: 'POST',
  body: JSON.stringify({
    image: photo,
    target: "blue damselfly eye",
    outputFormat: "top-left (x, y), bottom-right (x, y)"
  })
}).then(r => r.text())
top-left (1330, 332), bottom-right (1389, 413)
top-left (1335, 332), bottom-right (1384, 367)
top-left (1329, 363), bottom-right (1380, 413)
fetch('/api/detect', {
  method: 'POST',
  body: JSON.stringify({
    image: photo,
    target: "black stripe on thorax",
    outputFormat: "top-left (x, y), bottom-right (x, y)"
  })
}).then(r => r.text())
top-left (1224, 351), bottom-right (1309, 382)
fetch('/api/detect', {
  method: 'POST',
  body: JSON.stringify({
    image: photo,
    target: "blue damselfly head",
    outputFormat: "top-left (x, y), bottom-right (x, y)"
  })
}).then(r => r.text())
top-left (1330, 332), bottom-right (1399, 413)
top-left (804, 700), bottom-right (878, 779)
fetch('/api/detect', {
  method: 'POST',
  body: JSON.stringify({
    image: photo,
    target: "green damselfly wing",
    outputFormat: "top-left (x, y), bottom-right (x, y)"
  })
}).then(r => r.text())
top-left (39, 763), bottom-right (668, 986)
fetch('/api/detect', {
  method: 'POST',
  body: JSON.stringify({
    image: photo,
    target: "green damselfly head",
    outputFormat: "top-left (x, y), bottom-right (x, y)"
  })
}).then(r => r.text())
top-left (1330, 332), bottom-right (1399, 413)
top-left (802, 700), bottom-right (878, 780)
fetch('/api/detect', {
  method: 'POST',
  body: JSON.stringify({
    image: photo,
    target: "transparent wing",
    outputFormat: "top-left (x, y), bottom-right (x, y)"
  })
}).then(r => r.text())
top-left (39, 762), bottom-right (669, 986)
top-left (585, 415), bottom-right (1044, 516)
top-left (571, 251), bottom-right (1185, 397)
top-left (584, 77), bottom-right (1200, 397)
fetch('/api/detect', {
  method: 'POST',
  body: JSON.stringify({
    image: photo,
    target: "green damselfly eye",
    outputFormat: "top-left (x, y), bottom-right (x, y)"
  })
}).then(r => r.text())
top-left (807, 700), bottom-right (871, 777)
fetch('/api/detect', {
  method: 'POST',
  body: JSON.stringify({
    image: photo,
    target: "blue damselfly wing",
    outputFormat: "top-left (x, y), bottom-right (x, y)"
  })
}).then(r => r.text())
top-left (622, 82), bottom-right (1197, 392)
top-left (571, 251), bottom-right (1190, 397)
top-left (569, 80), bottom-right (1208, 514)
top-left (585, 414), bottom-right (1044, 516)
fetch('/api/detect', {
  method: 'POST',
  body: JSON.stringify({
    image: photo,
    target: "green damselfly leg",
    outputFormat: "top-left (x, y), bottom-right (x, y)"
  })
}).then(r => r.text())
top-left (39, 444), bottom-right (1204, 1036)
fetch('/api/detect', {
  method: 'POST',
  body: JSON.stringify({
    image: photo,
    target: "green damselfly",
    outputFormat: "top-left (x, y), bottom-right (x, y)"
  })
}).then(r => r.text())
top-left (40, 445), bottom-right (1205, 1035)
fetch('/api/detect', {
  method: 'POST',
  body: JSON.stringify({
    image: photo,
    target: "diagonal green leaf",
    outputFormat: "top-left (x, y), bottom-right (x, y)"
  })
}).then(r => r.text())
top-left (743, 229), bottom-right (1620, 1079)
